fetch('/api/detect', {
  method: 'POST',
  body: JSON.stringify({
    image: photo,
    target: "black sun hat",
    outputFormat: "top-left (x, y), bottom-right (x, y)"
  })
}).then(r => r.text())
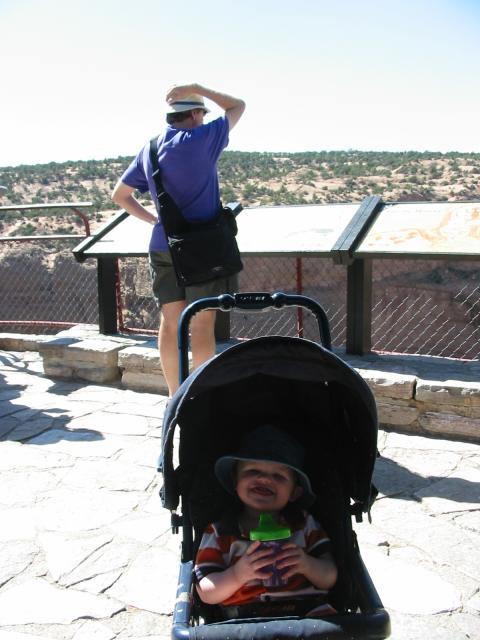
top-left (214, 424), bottom-right (316, 507)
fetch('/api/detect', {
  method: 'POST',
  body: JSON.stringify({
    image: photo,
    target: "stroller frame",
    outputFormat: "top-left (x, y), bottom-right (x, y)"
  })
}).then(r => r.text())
top-left (160, 292), bottom-right (391, 639)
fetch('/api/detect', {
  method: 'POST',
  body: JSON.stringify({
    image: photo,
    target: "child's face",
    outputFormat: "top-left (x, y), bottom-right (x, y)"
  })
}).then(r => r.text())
top-left (235, 459), bottom-right (303, 513)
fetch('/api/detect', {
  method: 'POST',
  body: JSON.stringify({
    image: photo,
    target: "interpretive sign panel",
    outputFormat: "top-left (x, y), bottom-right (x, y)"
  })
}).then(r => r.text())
top-left (355, 202), bottom-right (480, 258)
top-left (236, 204), bottom-right (359, 255)
top-left (78, 203), bottom-right (361, 258)
top-left (81, 213), bottom-right (151, 257)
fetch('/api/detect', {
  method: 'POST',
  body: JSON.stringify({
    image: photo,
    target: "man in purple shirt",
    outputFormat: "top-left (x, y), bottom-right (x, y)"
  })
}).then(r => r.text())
top-left (112, 84), bottom-right (245, 396)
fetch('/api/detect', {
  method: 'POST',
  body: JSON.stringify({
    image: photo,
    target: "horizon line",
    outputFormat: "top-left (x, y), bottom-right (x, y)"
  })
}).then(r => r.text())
top-left (2, 148), bottom-right (480, 170)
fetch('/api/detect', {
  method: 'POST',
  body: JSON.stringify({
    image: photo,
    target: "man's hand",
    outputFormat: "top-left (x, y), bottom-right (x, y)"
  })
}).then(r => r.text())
top-left (166, 84), bottom-right (200, 104)
top-left (232, 540), bottom-right (273, 584)
top-left (165, 83), bottom-right (245, 130)
top-left (111, 181), bottom-right (157, 225)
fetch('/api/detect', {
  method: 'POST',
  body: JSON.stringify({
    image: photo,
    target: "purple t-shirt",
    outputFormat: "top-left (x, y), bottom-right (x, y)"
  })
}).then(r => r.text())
top-left (121, 116), bottom-right (229, 251)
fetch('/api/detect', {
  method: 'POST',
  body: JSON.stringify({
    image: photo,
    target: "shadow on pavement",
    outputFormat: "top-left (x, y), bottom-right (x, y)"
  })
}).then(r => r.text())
top-left (0, 353), bottom-right (104, 444)
top-left (374, 455), bottom-right (479, 505)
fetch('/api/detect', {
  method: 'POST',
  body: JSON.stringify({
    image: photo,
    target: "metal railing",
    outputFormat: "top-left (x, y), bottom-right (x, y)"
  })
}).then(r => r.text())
top-left (0, 202), bottom-right (93, 238)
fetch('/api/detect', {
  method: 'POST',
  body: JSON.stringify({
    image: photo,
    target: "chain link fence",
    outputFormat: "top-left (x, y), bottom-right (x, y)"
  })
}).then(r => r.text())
top-left (371, 259), bottom-right (479, 360)
top-left (0, 239), bottom-right (98, 333)
top-left (226, 257), bottom-right (346, 345)
top-left (0, 237), bottom-right (478, 360)
top-left (114, 255), bottom-right (479, 359)
top-left (116, 256), bottom-right (347, 345)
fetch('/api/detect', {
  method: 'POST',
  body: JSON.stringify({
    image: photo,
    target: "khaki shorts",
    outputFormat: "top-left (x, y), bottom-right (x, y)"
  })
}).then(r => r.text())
top-left (149, 250), bottom-right (239, 307)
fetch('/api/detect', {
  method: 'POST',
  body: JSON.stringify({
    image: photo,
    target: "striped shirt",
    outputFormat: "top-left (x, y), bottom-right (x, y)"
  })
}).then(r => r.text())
top-left (194, 511), bottom-right (335, 614)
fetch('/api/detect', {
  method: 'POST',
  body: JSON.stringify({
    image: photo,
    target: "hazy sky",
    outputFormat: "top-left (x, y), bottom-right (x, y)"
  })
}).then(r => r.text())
top-left (1, 0), bottom-right (479, 167)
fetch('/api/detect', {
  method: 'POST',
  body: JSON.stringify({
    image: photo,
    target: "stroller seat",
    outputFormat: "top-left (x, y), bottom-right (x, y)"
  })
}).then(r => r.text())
top-left (159, 293), bottom-right (391, 639)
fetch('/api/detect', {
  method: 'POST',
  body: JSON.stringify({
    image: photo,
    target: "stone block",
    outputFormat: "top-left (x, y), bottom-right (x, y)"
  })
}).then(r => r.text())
top-left (377, 400), bottom-right (420, 427)
top-left (39, 337), bottom-right (77, 358)
top-left (420, 402), bottom-right (480, 420)
top-left (419, 411), bottom-right (480, 440)
top-left (40, 336), bottom-right (125, 383)
top-left (416, 379), bottom-right (480, 407)
top-left (75, 365), bottom-right (120, 384)
top-left (122, 370), bottom-right (168, 394)
top-left (39, 338), bottom-right (77, 375)
top-left (54, 323), bottom-right (102, 338)
top-left (0, 333), bottom-right (45, 351)
top-left (42, 363), bottom-right (75, 378)
top-left (119, 344), bottom-right (166, 392)
top-left (118, 345), bottom-right (162, 373)
top-left (67, 341), bottom-right (123, 367)
top-left (356, 368), bottom-right (416, 400)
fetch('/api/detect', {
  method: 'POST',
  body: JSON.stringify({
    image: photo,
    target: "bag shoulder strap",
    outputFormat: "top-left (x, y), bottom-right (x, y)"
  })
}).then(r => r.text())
top-left (149, 136), bottom-right (164, 194)
top-left (150, 136), bottom-right (164, 192)
top-left (149, 136), bottom-right (186, 232)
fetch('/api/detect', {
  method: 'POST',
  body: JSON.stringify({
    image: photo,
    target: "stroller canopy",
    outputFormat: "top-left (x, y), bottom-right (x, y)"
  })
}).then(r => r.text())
top-left (160, 335), bottom-right (378, 517)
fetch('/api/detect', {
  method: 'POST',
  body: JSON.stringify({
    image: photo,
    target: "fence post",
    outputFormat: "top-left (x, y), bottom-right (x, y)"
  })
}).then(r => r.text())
top-left (214, 312), bottom-right (230, 342)
top-left (97, 257), bottom-right (118, 334)
top-left (346, 258), bottom-right (372, 354)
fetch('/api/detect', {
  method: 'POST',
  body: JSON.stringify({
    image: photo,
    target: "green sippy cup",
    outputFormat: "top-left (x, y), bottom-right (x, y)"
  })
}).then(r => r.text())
top-left (249, 514), bottom-right (291, 587)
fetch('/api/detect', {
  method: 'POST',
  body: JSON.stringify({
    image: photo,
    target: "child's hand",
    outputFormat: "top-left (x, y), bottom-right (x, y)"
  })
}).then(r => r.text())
top-left (276, 543), bottom-right (338, 589)
top-left (275, 542), bottom-right (311, 579)
top-left (232, 540), bottom-right (274, 585)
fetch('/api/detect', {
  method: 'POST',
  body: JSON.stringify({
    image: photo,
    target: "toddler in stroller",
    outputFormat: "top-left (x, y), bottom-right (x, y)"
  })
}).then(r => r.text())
top-left (195, 424), bottom-right (338, 618)
top-left (160, 292), bottom-right (391, 639)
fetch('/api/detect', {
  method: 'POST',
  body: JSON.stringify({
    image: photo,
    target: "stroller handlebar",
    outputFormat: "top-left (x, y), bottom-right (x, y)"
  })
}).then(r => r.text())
top-left (178, 292), bottom-right (333, 385)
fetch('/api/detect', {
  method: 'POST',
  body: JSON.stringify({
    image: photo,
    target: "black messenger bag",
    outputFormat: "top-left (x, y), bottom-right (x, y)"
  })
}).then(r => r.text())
top-left (149, 137), bottom-right (243, 287)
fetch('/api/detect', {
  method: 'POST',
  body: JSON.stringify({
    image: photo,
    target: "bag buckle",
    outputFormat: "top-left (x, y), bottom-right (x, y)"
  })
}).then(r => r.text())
top-left (171, 512), bottom-right (183, 534)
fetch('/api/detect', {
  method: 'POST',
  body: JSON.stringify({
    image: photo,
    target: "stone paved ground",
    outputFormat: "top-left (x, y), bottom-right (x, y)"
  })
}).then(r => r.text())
top-left (0, 350), bottom-right (479, 640)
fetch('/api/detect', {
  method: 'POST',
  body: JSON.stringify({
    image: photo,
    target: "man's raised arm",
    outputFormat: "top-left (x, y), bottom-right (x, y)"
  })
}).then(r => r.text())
top-left (166, 83), bottom-right (246, 130)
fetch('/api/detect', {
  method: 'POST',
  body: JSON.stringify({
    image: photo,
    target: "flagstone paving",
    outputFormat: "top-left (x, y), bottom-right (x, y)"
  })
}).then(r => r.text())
top-left (0, 349), bottom-right (479, 639)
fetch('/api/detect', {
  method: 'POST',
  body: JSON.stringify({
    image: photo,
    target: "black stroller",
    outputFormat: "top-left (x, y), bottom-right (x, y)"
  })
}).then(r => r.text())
top-left (160, 292), bottom-right (391, 639)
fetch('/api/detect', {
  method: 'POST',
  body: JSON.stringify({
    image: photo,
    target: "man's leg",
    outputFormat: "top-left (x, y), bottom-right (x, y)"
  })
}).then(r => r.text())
top-left (149, 251), bottom-right (187, 397)
top-left (158, 300), bottom-right (187, 397)
top-left (185, 274), bottom-right (238, 371)
top-left (190, 309), bottom-right (217, 370)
